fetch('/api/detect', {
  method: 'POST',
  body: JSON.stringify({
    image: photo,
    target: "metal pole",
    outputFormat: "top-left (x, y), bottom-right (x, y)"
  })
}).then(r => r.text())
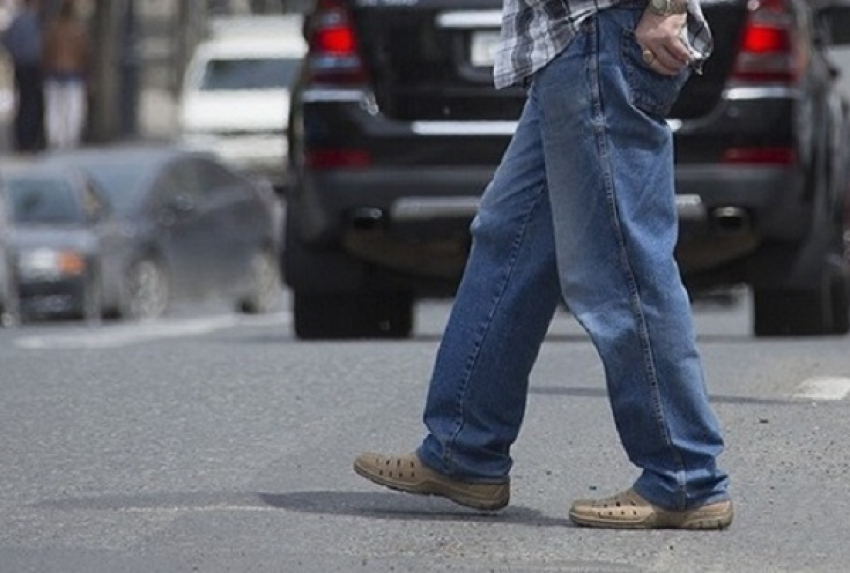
top-left (89, 0), bottom-right (124, 142)
top-left (119, 0), bottom-right (138, 137)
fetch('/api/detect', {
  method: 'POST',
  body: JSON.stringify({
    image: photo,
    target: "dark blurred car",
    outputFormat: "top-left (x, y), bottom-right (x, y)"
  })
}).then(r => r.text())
top-left (46, 146), bottom-right (284, 320)
top-left (285, 0), bottom-right (850, 338)
top-left (2, 161), bottom-right (110, 321)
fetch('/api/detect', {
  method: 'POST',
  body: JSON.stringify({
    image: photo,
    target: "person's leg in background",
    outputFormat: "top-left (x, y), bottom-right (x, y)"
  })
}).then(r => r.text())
top-left (13, 64), bottom-right (44, 152)
top-left (44, 77), bottom-right (61, 149)
top-left (45, 78), bottom-right (82, 150)
top-left (65, 77), bottom-right (86, 148)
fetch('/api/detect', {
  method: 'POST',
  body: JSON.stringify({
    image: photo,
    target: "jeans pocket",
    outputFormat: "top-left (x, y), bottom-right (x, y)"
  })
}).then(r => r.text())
top-left (620, 30), bottom-right (690, 118)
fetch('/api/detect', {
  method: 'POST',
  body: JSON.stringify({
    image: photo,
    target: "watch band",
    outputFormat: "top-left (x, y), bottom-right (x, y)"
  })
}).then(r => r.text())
top-left (648, 0), bottom-right (688, 16)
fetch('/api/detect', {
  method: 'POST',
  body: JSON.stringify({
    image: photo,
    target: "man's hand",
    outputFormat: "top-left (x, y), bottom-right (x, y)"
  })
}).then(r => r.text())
top-left (635, 11), bottom-right (691, 76)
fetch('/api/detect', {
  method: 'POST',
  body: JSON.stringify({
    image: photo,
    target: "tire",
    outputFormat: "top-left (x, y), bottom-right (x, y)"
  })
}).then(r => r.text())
top-left (122, 258), bottom-right (169, 321)
top-left (238, 249), bottom-right (282, 314)
top-left (293, 290), bottom-right (414, 340)
top-left (753, 260), bottom-right (850, 336)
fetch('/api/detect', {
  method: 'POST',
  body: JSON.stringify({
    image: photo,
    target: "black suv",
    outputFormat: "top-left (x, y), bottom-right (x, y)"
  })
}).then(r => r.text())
top-left (284, 0), bottom-right (850, 339)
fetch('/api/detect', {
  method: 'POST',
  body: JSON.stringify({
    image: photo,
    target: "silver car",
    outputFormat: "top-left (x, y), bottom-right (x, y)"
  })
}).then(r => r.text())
top-left (2, 161), bottom-right (106, 322)
top-left (41, 146), bottom-right (284, 320)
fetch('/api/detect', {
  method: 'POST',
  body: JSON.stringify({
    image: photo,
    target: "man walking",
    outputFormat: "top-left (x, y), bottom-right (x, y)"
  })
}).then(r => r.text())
top-left (2, 0), bottom-right (44, 153)
top-left (354, 0), bottom-right (733, 530)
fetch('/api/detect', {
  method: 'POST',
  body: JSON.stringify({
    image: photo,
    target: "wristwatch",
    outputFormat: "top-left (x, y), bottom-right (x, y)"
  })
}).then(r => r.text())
top-left (647, 0), bottom-right (688, 16)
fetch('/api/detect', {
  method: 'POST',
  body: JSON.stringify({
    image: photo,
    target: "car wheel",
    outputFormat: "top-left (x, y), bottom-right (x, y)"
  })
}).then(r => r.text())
top-left (293, 290), bottom-right (414, 340)
top-left (123, 258), bottom-right (169, 321)
top-left (753, 257), bottom-right (850, 336)
top-left (238, 249), bottom-right (281, 314)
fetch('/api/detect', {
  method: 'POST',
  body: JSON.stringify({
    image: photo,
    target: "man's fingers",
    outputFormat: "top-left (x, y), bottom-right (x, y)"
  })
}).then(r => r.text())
top-left (648, 58), bottom-right (680, 76)
top-left (663, 39), bottom-right (693, 65)
top-left (654, 46), bottom-right (688, 74)
top-left (641, 48), bottom-right (685, 76)
top-left (640, 42), bottom-right (690, 76)
top-left (634, 9), bottom-right (692, 73)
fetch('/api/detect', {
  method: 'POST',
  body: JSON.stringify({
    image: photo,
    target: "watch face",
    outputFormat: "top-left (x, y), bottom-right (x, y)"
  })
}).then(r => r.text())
top-left (650, 0), bottom-right (668, 11)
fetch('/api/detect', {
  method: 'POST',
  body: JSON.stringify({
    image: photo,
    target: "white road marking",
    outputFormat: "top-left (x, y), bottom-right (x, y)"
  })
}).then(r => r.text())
top-left (792, 377), bottom-right (850, 401)
top-left (14, 312), bottom-right (291, 350)
top-left (116, 505), bottom-right (279, 514)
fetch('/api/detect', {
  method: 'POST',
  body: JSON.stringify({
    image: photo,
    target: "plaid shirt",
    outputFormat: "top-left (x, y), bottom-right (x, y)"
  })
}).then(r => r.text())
top-left (494, 0), bottom-right (713, 88)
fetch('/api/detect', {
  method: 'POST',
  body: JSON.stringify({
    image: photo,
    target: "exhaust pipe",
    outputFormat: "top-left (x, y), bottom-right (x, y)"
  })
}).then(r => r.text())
top-left (710, 206), bottom-right (750, 234)
top-left (351, 208), bottom-right (385, 231)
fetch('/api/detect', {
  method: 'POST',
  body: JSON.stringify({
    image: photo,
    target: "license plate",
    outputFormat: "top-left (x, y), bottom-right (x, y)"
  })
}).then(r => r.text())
top-left (470, 30), bottom-right (499, 67)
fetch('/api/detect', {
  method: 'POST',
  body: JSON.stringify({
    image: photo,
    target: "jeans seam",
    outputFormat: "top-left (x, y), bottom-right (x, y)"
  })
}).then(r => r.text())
top-left (589, 15), bottom-right (688, 508)
top-left (442, 184), bottom-right (547, 475)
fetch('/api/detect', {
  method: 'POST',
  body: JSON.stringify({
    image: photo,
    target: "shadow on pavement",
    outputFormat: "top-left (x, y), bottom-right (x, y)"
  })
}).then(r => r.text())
top-left (258, 490), bottom-right (574, 527)
top-left (33, 489), bottom-right (573, 527)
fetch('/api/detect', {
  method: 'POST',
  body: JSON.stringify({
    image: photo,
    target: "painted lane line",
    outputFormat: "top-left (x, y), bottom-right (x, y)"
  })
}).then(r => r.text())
top-left (792, 377), bottom-right (850, 401)
top-left (14, 312), bottom-right (291, 350)
top-left (15, 315), bottom-right (239, 350)
top-left (116, 505), bottom-right (280, 514)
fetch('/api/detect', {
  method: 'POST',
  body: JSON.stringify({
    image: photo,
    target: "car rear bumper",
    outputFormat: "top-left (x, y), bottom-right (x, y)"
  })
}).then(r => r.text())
top-left (674, 164), bottom-right (809, 272)
top-left (296, 160), bottom-right (809, 277)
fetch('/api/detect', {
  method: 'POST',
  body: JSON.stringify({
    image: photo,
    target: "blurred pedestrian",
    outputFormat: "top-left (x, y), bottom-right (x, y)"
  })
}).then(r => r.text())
top-left (2, 0), bottom-right (45, 153)
top-left (354, 0), bottom-right (733, 530)
top-left (42, 0), bottom-right (88, 149)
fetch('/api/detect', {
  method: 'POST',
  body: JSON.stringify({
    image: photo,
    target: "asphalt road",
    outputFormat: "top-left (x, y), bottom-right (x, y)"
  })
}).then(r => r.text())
top-left (0, 291), bottom-right (849, 572)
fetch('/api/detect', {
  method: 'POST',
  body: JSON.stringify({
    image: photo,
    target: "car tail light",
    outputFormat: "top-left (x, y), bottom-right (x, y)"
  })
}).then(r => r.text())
top-left (721, 147), bottom-right (797, 165)
top-left (730, 0), bottom-right (801, 83)
top-left (306, 0), bottom-right (368, 84)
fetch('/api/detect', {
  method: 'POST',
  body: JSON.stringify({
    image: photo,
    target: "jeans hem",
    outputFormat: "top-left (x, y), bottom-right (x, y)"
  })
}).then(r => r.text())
top-left (416, 442), bottom-right (511, 484)
top-left (632, 480), bottom-right (731, 512)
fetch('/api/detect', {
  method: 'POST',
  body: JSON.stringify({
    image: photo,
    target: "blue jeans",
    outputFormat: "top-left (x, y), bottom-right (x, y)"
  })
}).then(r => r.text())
top-left (417, 5), bottom-right (730, 511)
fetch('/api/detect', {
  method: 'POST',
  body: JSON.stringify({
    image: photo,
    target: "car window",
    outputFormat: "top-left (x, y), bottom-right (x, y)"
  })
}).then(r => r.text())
top-left (7, 177), bottom-right (83, 224)
top-left (199, 57), bottom-right (301, 90)
top-left (193, 158), bottom-right (241, 195)
top-left (152, 159), bottom-right (204, 207)
top-left (82, 160), bottom-right (150, 216)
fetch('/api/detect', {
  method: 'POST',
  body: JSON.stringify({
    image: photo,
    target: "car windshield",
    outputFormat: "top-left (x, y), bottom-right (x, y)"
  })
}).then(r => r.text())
top-left (79, 160), bottom-right (151, 216)
top-left (199, 57), bottom-right (300, 90)
top-left (7, 178), bottom-right (82, 224)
